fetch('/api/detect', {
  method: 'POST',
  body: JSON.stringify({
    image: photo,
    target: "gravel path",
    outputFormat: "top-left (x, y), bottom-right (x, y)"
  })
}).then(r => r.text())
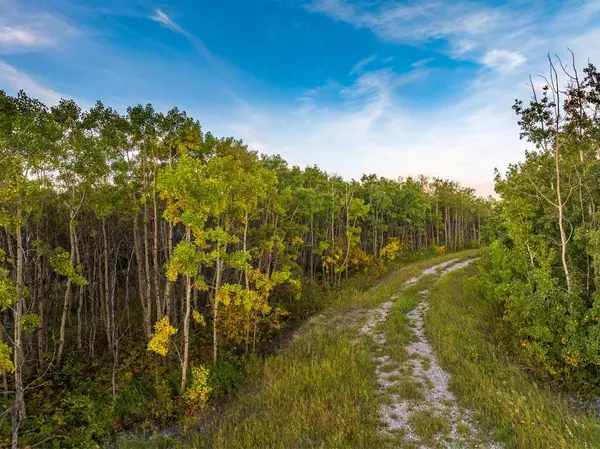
top-left (361, 258), bottom-right (502, 448)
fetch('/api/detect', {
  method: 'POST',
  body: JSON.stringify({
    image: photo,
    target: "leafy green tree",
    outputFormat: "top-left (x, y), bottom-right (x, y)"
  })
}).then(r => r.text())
top-left (480, 57), bottom-right (600, 385)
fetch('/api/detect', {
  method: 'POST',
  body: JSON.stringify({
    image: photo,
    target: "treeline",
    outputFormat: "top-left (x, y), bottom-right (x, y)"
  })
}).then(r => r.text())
top-left (0, 91), bottom-right (486, 447)
top-left (479, 57), bottom-right (600, 388)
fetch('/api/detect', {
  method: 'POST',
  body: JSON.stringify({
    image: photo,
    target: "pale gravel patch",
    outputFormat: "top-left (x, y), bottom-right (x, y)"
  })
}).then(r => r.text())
top-left (361, 258), bottom-right (503, 448)
top-left (405, 258), bottom-right (460, 285)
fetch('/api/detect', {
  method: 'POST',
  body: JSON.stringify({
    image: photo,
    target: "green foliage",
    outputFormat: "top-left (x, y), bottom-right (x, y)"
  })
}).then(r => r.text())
top-left (47, 246), bottom-right (88, 286)
top-left (208, 357), bottom-right (246, 398)
top-left (481, 61), bottom-right (600, 388)
top-left (20, 313), bottom-right (40, 332)
top-left (0, 267), bottom-right (15, 311)
top-left (115, 361), bottom-right (179, 429)
top-left (166, 241), bottom-right (206, 280)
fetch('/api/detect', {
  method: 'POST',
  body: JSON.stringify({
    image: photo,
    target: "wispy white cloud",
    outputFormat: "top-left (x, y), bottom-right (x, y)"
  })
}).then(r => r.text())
top-left (0, 61), bottom-right (64, 105)
top-left (349, 54), bottom-right (376, 75)
top-left (149, 8), bottom-right (212, 60)
top-left (0, 2), bottom-right (78, 53)
top-left (305, 0), bottom-right (539, 72)
top-left (151, 9), bottom-right (184, 34)
top-left (0, 26), bottom-right (52, 47)
top-left (294, 79), bottom-right (342, 114)
top-left (481, 49), bottom-right (526, 72)
top-left (410, 57), bottom-right (434, 68)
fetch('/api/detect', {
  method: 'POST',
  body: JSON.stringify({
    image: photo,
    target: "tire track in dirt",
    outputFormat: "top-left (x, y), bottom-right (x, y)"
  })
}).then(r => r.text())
top-left (361, 258), bottom-right (502, 448)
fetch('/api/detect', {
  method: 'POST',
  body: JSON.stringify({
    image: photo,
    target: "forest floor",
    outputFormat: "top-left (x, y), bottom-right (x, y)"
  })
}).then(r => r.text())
top-left (120, 251), bottom-right (600, 448)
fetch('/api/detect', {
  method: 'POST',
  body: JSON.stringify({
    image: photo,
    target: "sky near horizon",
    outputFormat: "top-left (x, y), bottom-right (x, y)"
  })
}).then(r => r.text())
top-left (1, 0), bottom-right (600, 196)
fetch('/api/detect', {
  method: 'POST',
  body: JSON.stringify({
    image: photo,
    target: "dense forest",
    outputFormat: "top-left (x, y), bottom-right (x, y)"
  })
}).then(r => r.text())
top-left (0, 91), bottom-right (487, 447)
top-left (479, 57), bottom-right (600, 387)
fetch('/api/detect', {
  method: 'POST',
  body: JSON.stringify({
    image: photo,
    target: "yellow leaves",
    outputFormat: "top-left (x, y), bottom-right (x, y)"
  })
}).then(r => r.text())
top-left (248, 269), bottom-right (274, 295)
top-left (291, 236), bottom-right (304, 245)
top-left (193, 310), bottom-right (206, 327)
top-left (194, 278), bottom-right (209, 292)
top-left (147, 317), bottom-right (177, 357)
top-left (217, 268), bottom-right (295, 345)
top-left (192, 229), bottom-right (208, 248)
top-left (261, 303), bottom-right (272, 314)
top-left (165, 263), bottom-right (179, 282)
top-left (0, 342), bottom-right (14, 373)
top-left (216, 287), bottom-right (234, 306)
top-left (290, 278), bottom-right (302, 300)
top-left (380, 238), bottom-right (403, 261)
top-left (184, 365), bottom-right (212, 413)
top-left (321, 247), bottom-right (343, 274)
top-left (564, 354), bottom-right (579, 367)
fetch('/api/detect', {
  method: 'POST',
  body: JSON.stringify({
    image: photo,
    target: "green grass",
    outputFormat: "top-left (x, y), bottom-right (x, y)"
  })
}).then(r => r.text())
top-left (395, 379), bottom-right (425, 401)
top-left (408, 410), bottom-right (450, 444)
top-left (211, 326), bottom-right (381, 449)
top-left (425, 263), bottom-right (600, 449)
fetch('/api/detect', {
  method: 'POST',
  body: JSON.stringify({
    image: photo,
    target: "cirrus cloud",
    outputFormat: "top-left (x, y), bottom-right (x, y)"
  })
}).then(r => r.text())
top-left (0, 1), bottom-right (79, 54)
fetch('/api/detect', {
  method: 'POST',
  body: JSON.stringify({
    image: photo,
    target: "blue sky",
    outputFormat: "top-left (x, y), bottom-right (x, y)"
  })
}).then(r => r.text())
top-left (2, 0), bottom-right (600, 196)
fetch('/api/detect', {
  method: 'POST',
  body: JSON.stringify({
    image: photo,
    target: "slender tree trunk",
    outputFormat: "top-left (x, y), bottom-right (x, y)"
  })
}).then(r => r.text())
top-left (165, 222), bottom-right (174, 322)
top-left (57, 215), bottom-right (77, 365)
top-left (1, 322), bottom-right (7, 402)
top-left (555, 133), bottom-right (571, 292)
top-left (343, 189), bottom-right (351, 281)
top-left (12, 210), bottom-right (26, 449)
top-left (134, 215), bottom-right (152, 338)
top-left (213, 257), bottom-right (222, 364)
top-left (152, 166), bottom-right (162, 321)
top-left (102, 219), bottom-right (113, 352)
top-left (444, 206), bottom-right (450, 250)
top-left (181, 228), bottom-right (192, 392)
top-left (109, 247), bottom-right (118, 404)
top-left (75, 233), bottom-right (84, 352)
top-left (76, 285), bottom-right (84, 351)
top-left (310, 212), bottom-right (315, 282)
top-left (36, 258), bottom-right (45, 369)
top-left (143, 205), bottom-right (153, 323)
top-left (242, 210), bottom-right (253, 355)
